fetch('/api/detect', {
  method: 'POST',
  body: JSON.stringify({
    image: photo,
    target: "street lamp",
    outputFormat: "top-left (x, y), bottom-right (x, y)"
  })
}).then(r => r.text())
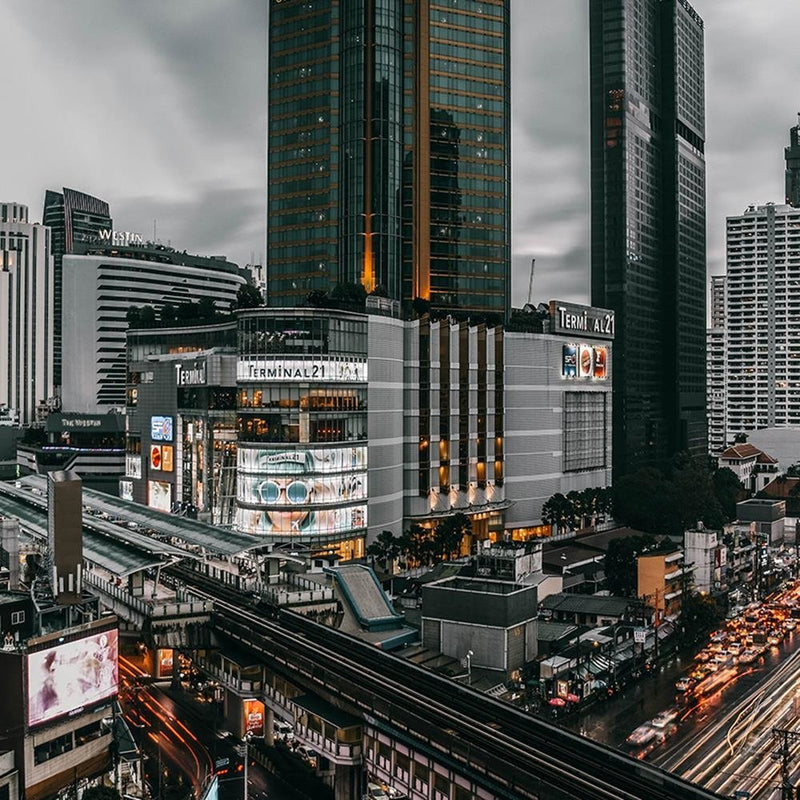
top-left (466, 650), bottom-right (474, 686)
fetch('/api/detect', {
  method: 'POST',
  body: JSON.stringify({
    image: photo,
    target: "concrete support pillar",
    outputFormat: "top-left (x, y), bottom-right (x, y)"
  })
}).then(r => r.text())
top-left (333, 763), bottom-right (361, 800)
top-left (263, 707), bottom-right (274, 746)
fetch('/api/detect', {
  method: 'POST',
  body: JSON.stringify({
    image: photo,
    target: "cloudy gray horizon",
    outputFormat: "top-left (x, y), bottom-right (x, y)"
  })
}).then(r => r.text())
top-left (2, 1), bottom-right (799, 309)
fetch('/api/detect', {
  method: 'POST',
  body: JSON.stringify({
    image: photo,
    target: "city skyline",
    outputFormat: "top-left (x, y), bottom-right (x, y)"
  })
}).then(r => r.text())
top-left (1, 1), bottom-right (799, 309)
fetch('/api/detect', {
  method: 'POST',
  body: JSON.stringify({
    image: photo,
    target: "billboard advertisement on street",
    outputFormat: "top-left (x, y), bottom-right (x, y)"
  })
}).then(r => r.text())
top-left (243, 699), bottom-right (265, 737)
top-left (148, 480), bottom-right (172, 512)
top-left (27, 628), bottom-right (119, 728)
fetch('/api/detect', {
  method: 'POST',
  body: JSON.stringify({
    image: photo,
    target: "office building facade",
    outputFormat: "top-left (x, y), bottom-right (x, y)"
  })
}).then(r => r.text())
top-left (267, 0), bottom-right (511, 316)
top-left (61, 243), bottom-right (246, 414)
top-left (786, 113), bottom-right (800, 208)
top-left (0, 204), bottom-right (54, 425)
top-left (42, 189), bottom-right (112, 392)
top-left (590, 0), bottom-right (707, 476)
top-left (718, 203), bottom-right (800, 443)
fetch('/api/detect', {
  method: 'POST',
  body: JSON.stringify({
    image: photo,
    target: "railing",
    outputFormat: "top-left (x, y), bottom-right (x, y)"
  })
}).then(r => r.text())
top-left (294, 723), bottom-right (362, 764)
top-left (151, 600), bottom-right (213, 618)
top-left (259, 573), bottom-right (335, 607)
top-left (196, 659), bottom-right (263, 694)
top-left (85, 571), bottom-right (150, 616)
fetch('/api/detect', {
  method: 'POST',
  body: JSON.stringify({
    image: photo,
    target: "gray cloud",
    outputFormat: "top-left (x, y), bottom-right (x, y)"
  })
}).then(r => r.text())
top-left (1, 1), bottom-right (799, 296)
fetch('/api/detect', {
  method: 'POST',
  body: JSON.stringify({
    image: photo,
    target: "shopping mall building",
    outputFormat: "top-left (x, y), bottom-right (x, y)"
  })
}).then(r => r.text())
top-left (123, 301), bottom-right (613, 559)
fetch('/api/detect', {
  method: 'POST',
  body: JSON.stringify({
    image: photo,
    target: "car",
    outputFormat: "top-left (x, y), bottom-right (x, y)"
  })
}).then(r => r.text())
top-left (367, 784), bottom-right (389, 800)
top-left (650, 708), bottom-right (679, 729)
top-left (675, 677), bottom-right (692, 692)
top-left (296, 746), bottom-right (318, 768)
top-left (273, 718), bottom-right (294, 741)
top-left (625, 725), bottom-right (656, 746)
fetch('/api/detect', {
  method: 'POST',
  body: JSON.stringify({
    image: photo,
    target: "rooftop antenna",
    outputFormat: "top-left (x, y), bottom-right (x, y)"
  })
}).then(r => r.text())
top-left (527, 257), bottom-right (536, 306)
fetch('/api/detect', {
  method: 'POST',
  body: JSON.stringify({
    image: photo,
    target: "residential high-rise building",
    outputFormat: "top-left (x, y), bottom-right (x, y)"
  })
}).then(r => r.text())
top-left (0, 203), bottom-right (54, 425)
top-left (266, 0), bottom-right (510, 317)
top-left (722, 203), bottom-right (800, 440)
top-left (42, 188), bottom-right (112, 392)
top-left (786, 113), bottom-right (800, 208)
top-left (706, 274), bottom-right (726, 454)
top-left (590, 0), bottom-right (707, 477)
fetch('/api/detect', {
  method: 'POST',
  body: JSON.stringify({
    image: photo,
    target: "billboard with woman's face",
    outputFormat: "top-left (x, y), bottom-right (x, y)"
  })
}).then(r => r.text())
top-left (235, 446), bottom-right (368, 536)
top-left (27, 629), bottom-right (119, 728)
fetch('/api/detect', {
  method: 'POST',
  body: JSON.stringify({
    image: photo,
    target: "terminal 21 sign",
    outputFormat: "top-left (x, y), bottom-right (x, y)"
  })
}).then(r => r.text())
top-left (237, 358), bottom-right (367, 383)
top-left (550, 300), bottom-right (615, 340)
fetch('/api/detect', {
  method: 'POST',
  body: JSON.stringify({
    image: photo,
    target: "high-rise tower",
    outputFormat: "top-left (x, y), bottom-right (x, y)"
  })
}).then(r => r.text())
top-left (266, 0), bottom-right (510, 317)
top-left (42, 188), bottom-right (112, 393)
top-left (590, 0), bottom-right (707, 478)
top-left (786, 113), bottom-right (800, 208)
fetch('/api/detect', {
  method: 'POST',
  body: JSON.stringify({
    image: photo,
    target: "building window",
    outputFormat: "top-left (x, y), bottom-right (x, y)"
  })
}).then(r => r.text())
top-left (75, 720), bottom-right (104, 746)
top-left (34, 732), bottom-right (73, 764)
top-left (564, 392), bottom-right (607, 472)
top-left (10, 610), bottom-right (24, 625)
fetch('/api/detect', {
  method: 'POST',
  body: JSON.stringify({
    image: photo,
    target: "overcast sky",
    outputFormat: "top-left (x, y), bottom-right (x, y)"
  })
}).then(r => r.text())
top-left (2, 1), bottom-right (799, 308)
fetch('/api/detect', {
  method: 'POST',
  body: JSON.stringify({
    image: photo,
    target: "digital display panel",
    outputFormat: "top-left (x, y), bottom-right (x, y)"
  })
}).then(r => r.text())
top-left (237, 446), bottom-right (367, 475)
top-left (27, 628), bottom-right (118, 728)
top-left (119, 480), bottom-right (133, 501)
top-left (562, 344), bottom-right (608, 381)
top-left (243, 699), bottom-right (265, 737)
top-left (150, 445), bottom-right (162, 471)
top-left (235, 504), bottom-right (367, 536)
top-left (151, 416), bottom-right (174, 442)
top-left (148, 480), bottom-right (172, 512)
top-left (237, 473), bottom-right (367, 506)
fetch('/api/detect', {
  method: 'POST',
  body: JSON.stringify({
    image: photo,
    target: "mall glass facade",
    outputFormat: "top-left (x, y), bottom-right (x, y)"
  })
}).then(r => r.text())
top-left (267, 0), bottom-right (510, 316)
top-left (235, 311), bottom-right (369, 550)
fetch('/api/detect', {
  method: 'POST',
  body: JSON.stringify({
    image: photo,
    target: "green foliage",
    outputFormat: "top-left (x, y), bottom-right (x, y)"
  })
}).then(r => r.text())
top-left (786, 462), bottom-right (800, 479)
top-left (541, 486), bottom-right (613, 532)
top-left (235, 282), bottom-right (264, 309)
top-left (331, 281), bottom-right (367, 308)
top-left (410, 297), bottom-right (431, 317)
top-left (159, 303), bottom-right (178, 325)
top-left (682, 592), bottom-right (721, 644)
top-left (125, 306), bottom-right (141, 326)
top-left (604, 534), bottom-right (672, 597)
top-left (367, 530), bottom-right (401, 569)
top-left (369, 284), bottom-right (389, 298)
top-left (397, 514), bottom-right (472, 567)
top-left (139, 305), bottom-right (156, 326)
top-left (613, 453), bottom-right (743, 537)
top-left (82, 787), bottom-right (121, 800)
top-left (734, 432), bottom-right (749, 443)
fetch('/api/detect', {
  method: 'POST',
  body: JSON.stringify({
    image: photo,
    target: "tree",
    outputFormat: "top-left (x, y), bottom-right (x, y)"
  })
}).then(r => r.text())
top-left (604, 534), bottom-right (671, 597)
top-left (542, 493), bottom-right (575, 532)
top-left (370, 284), bottom-right (389, 298)
top-left (682, 592), bottom-right (721, 644)
top-left (399, 523), bottom-right (433, 566)
top-left (331, 281), bottom-right (367, 308)
top-left (786, 462), bottom-right (800, 478)
top-left (159, 303), bottom-right (177, 325)
top-left (125, 306), bottom-right (141, 326)
top-left (367, 530), bottom-right (401, 571)
top-left (176, 301), bottom-right (199, 321)
top-left (712, 467), bottom-right (744, 521)
top-left (139, 305), bottom-right (156, 326)
top-left (235, 282), bottom-right (264, 309)
top-left (433, 513), bottom-right (471, 560)
top-left (82, 787), bottom-right (120, 800)
top-left (197, 296), bottom-right (216, 320)
top-left (410, 297), bottom-right (431, 318)
top-left (305, 289), bottom-right (330, 308)
top-left (734, 432), bottom-right (749, 444)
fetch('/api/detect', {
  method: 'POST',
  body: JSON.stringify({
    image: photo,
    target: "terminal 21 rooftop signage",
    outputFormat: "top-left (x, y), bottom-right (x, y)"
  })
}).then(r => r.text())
top-left (550, 300), bottom-right (615, 340)
top-left (237, 358), bottom-right (367, 383)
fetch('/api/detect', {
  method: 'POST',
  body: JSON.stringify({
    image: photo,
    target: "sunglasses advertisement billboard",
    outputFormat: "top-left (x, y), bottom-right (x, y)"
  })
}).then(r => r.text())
top-left (237, 473), bottom-right (367, 506)
top-left (27, 628), bottom-right (119, 728)
top-left (235, 503), bottom-right (367, 536)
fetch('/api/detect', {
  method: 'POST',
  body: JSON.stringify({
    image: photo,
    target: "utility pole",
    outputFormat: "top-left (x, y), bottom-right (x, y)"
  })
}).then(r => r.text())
top-left (236, 740), bottom-right (249, 800)
top-left (771, 727), bottom-right (800, 800)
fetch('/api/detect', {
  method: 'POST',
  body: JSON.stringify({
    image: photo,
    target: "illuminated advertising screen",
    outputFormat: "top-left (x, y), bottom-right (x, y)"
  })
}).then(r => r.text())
top-left (27, 628), bottom-right (118, 728)
top-left (151, 416), bottom-right (174, 442)
top-left (161, 445), bottom-right (174, 472)
top-left (236, 504), bottom-right (367, 536)
top-left (148, 480), bottom-right (172, 512)
top-left (562, 344), bottom-right (608, 381)
top-left (119, 480), bottom-right (134, 501)
top-left (237, 473), bottom-right (367, 506)
top-left (243, 699), bottom-right (265, 737)
top-left (238, 446), bottom-right (367, 476)
top-left (157, 649), bottom-right (174, 679)
top-left (150, 445), bottom-right (162, 471)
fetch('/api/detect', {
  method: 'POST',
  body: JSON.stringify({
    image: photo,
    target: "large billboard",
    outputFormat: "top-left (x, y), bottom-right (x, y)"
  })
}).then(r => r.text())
top-left (562, 344), bottom-right (608, 381)
top-left (237, 473), bottom-right (367, 506)
top-left (27, 628), bottom-right (119, 728)
top-left (243, 699), bottom-right (265, 737)
top-left (238, 446), bottom-right (367, 476)
top-left (148, 480), bottom-right (172, 512)
top-left (151, 416), bottom-right (174, 442)
top-left (236, 504), bottom-right (367, 536)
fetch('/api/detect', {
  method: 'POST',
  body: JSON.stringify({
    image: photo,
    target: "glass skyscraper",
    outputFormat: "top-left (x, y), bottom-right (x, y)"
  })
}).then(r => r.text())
top-left (267, 0), bottom-right (510, 317)
top-left (786, 114), bottom-right (800, 208)
top-left (590, 0), bottom-right (706, 477)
